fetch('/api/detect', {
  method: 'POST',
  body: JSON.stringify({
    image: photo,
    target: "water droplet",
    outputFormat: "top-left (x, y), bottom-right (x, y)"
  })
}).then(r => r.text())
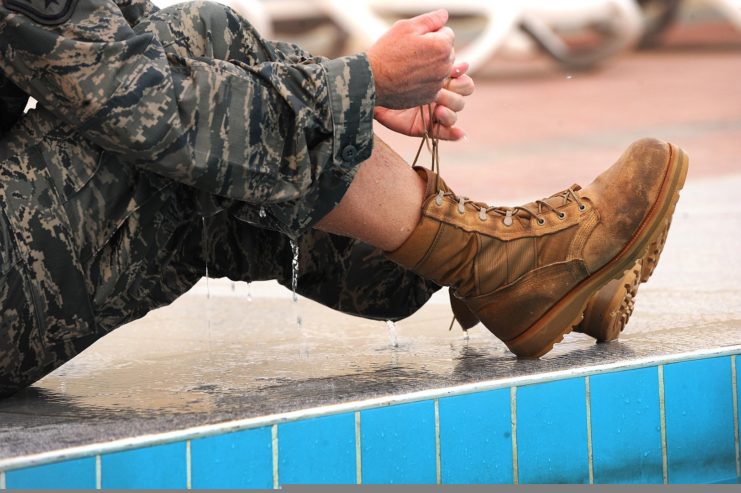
top-left (258, 207), bottom-right (267, 218)
top-left (386, 320), bottom-right (399, 348)
top-left (565, 74), bottom-right (573, 80)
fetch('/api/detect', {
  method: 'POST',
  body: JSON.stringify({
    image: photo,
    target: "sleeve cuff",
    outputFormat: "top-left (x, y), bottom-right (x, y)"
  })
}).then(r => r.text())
top-left (322, 53), bottom-right (376, 169)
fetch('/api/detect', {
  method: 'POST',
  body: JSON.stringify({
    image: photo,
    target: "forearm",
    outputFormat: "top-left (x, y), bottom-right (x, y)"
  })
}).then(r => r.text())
top-left (146, 51), bottom-right (375, 203)
top-left (131, 3), bottom-right (375, 203)
top-left (0, 0), bottom-right (376, 203)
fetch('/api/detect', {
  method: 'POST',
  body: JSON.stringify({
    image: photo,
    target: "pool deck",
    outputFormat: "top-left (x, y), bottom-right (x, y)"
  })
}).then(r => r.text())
top-left (1, 170), bottom-right (739, 462)
top-left (1, 20), bottom-right (740, 467)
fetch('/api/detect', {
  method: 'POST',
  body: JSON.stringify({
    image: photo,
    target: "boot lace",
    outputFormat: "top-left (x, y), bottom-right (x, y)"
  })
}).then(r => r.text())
top-left (413, 104), bottom-right (586, 227)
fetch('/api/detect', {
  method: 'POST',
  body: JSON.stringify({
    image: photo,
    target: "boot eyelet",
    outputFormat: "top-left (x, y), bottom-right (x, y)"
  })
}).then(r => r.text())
top-left (578, 204), bottom-right (587, 212)
top-left (536, 217), bottom-right (546, 226)
top-left (503, 210), bottom-right (514, 226)
top-left (435, 191), bottom-right (444, 207)
top-left (558, 212), bottom-right (567, 220)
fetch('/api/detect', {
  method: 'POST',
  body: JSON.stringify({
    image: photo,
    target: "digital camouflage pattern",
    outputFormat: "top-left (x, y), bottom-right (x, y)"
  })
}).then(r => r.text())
top-left (0, 0), bottom-right (440, 397)
top-left (0, 0), bottom-right (375, 234)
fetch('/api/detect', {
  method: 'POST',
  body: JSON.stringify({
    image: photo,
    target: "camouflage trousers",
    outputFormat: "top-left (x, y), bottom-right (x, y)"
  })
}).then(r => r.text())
top-left (0, 2), bottom-right (439, 398)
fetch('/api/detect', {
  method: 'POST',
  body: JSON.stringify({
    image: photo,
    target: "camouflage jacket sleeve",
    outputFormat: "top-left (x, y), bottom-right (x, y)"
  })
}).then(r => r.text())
top-left (0, 0), bottom-right (375, 203)
top-left (114, 0), bottom-right (158, 27)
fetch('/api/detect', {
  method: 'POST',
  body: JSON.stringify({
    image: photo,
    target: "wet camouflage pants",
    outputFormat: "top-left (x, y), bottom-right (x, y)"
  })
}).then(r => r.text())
top-left (0, 2), bottom-right (439, 398)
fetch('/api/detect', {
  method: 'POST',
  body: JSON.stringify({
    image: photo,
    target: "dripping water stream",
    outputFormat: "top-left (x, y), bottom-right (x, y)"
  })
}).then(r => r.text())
top-left (386, 320), bottom-right (399, 348)
top-left (290, 239), bottom-right (307, 357)
top-left (202, 216), bottom-right (213, 353)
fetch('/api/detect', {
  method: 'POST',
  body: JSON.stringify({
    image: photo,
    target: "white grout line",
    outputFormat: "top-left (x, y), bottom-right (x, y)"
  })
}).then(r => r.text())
top-left (354, 412), bottom-right (362, 485)
top-left (95, 455), bottom-right (101, 490)
top-left (658, 365), bottom-right (668, 484)
top-left (585, 376), bottom-right (594, 485)
top-left (0, 470), bottom-right (5, 489)
top-left (2, 345), bottom-right (739, 473)
top-left (434, 399), bottom-right (441, 485)
top-left (186, 440), bottom-right (192, 490)
top-left (271, 424), bottom-right (279, 490)
top-left (732, 355), bottom-right (740, 479)
top-left (510, 386), bottom-right (518, 485)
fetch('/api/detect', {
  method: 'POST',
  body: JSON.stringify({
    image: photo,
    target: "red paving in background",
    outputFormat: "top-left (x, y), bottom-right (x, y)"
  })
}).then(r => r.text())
top-left (375, 22), bottom-right (741, 202)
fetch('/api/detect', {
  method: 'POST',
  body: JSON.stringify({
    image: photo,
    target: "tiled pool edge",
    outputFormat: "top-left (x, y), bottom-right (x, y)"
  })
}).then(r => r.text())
top-left (2, 345), bottom-right (740, 487)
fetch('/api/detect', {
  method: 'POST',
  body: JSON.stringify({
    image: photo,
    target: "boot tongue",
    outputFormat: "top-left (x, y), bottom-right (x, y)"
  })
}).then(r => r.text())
top-left (413, 166), bottom-right (453, 196)
top-left (518, 184), bottom-right (583, 214)
top-left (548, 183), bottom-right (583, 209)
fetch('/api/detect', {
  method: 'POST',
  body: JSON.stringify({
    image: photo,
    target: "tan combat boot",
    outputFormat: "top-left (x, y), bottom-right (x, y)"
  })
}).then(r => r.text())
top-left (387, 138), bottom-right (688, 357)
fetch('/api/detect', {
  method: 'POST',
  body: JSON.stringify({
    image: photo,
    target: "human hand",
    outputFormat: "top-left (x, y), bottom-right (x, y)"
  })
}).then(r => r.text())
top-left (367, 9), bottom-right (455, 109)
top-left (374, 62), bottom-right (475, 141)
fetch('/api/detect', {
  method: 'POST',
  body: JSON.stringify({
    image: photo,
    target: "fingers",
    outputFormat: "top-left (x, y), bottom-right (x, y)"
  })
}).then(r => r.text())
top-left (446, 74), bottom-right (475, 97)
top-left (435, 89), bottom-right (465, 113)
top-left (432, 124), bottom-right (466, 142)
top-left (433, 104), bottom-right (457, 128)
top-left (408, 9), bottom-right (449, 34)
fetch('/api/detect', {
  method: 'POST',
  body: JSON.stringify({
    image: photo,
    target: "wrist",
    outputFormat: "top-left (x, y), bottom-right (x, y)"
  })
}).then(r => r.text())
top-left (366, 50), bottom-right (388, 108)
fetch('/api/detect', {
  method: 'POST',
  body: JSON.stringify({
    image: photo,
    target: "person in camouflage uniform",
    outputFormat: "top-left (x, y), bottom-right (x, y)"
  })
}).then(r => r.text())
top-left (0, 0), bottom-right (470, 397)
top-left (0, 0), bottom-right (687, 397)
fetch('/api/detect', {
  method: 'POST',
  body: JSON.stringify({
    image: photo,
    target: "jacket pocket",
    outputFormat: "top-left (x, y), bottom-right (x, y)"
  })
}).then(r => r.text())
top-left (40, 129), bottom-right (102, 203)
top-left (0, 145), bottom-right (97, 345)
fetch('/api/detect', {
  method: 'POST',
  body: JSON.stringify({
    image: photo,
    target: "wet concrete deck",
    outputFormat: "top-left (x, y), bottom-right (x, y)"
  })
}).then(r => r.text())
top-left (1, 171), bottom-right (739, 460)
top-left (1, 16), bottom-right (740, 462)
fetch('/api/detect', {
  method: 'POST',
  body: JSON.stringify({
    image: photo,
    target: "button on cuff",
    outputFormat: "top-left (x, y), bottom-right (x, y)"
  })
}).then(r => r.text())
top-left (341, 144), bottom-right (358, 163)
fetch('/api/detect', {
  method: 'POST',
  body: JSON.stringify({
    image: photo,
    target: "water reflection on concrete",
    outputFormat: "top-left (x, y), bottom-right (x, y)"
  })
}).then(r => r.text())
top-left (1, 175), bottom-right (741, 459)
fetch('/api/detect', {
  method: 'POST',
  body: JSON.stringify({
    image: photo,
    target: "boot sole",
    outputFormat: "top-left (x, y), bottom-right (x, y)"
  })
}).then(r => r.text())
top-left (506, 143), bottom-right (689, 358)
top-left (578, 212), bottom-right (674, 342)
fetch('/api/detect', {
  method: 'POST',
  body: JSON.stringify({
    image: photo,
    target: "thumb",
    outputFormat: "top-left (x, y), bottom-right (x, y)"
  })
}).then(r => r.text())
top-left (408, 9), bottom-right (449, 34)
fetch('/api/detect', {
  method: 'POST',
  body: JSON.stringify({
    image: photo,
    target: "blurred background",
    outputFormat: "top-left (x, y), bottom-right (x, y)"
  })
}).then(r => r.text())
top-left (181, 0), bottom-right (741, 201)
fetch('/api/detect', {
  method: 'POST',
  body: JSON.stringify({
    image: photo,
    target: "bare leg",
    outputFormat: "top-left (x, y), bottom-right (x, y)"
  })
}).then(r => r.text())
top-left (315, 136), bottom-right (425, 251)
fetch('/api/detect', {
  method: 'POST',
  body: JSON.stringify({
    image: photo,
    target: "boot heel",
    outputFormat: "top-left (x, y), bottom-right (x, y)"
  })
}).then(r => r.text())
top-left (449, 291), bottom-right (480, 330)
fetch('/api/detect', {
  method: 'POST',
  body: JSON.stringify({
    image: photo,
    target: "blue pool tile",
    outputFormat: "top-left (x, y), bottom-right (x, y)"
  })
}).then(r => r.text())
top-left (664, 357), bottom-right (736, 484)
top-left (590, 368), bottom-right (663, 483)
top-left (279, 413), bottom-right (356, 485)
top-left (5, 457), bottom-right (96, 489)
top-left (101, 442), bottom-right (186, 488)
top-left (439, 389), bottom-right (513, 484)
top-left (191, 427), bottom-right (272, 488)
top-left (361, 401), bottom-right (436, 484)
top-left (516, 378), bottom-right (589, 484)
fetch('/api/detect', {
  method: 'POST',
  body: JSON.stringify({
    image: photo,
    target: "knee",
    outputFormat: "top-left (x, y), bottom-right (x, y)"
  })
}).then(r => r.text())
top-left (142, 0), bottom-right (274, 63)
